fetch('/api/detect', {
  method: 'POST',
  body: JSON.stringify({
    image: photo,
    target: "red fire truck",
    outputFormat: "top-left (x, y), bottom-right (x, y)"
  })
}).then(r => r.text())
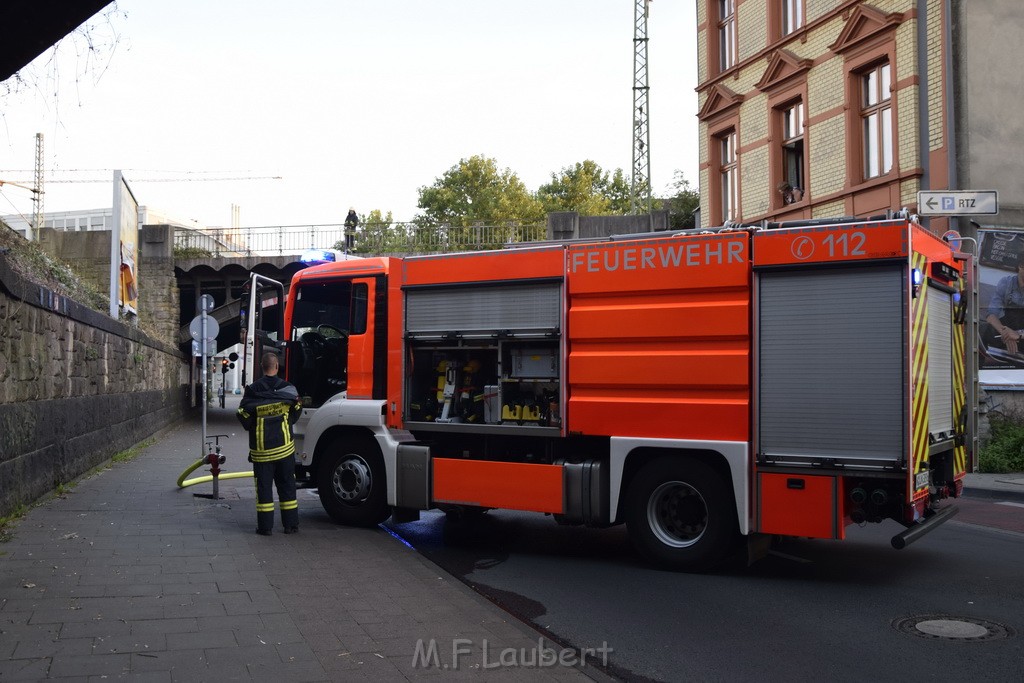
top-left (241, 216), bottom-right (970, 570)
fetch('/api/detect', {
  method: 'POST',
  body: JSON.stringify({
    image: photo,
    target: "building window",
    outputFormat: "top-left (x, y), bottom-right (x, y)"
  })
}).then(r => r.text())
top-left (781, 0), bottom-right (804, 36)
top-left (719, 131), bottom-right (738, 221)
top-left (718, 0), bottom-right (736, 72)
top-left (779, 101), bottom-right (805, 204)
top-left (861, 61), bottom-right (893, 179)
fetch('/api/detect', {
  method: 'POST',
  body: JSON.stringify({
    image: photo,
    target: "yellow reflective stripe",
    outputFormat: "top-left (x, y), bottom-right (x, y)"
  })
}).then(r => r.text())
top-left (280, 500), bottom-right (298, 510)
top-left (953, 276), bottom-right (968, 476)
top-left (256, 403), bottom-right (290, 417)
top-left (256, 414), bottom-right (265, 451)
top-left (256, 502), bottom-right (275, 512)
top-left (910, 252), bottom-right (930, 492)
top-left (258, 442), bottom-right (293, 457)
top-left (249, 445), bottom-right (294, 462)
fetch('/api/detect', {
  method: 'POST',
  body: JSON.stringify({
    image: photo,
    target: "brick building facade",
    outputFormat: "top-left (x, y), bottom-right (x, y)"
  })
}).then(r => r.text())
top-left (695, 0), bottom-right (977, 232)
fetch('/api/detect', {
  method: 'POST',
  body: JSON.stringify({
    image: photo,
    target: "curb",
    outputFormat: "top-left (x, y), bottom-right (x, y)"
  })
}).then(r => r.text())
top-left (962, 485), bottom-right (1024, 503)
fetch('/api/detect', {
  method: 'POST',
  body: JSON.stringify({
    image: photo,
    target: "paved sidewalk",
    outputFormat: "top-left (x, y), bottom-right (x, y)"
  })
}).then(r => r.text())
top-left (0, 397), bottom-right (601, 681)
top-left (963, 471), bottom-right (1024, 501)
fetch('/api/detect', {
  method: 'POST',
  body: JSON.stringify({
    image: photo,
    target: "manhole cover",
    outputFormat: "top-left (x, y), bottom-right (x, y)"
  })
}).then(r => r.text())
top-left (893, 615), bottom-right (1014, 642)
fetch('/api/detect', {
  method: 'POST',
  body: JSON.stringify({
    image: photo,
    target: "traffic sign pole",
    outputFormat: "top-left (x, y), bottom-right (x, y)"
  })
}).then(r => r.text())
top-left (188, 300), bottom-right (220, 461)
top-left (201, 308), bottom-right (208, 458)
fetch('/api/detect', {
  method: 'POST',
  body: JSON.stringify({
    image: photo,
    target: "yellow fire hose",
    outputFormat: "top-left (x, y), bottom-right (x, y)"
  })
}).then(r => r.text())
top-left (176, 458), bottom-right (254, 488)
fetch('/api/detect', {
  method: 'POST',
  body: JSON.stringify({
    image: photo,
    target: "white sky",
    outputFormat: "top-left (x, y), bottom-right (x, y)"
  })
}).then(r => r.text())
top-left (0, 0), bottom-right (699, 228)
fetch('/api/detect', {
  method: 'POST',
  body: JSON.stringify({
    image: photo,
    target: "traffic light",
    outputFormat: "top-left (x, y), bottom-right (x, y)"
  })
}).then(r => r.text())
top-left (221, 358), bottom-right (229, 374)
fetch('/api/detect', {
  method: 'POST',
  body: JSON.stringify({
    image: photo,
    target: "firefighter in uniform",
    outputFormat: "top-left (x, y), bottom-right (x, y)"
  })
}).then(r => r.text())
top-left (237, 352), bottom-right (302, 535)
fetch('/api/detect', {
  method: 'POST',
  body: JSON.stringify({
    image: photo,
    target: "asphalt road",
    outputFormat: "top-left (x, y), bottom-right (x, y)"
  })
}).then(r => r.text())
top-left (386, 497), bottom-right (1024, 682)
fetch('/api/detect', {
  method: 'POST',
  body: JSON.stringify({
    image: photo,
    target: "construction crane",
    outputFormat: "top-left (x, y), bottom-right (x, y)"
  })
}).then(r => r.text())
top-left (2, 174), bottom-right (283, 184)
top-left (631, 0), bottom-right (652, 216)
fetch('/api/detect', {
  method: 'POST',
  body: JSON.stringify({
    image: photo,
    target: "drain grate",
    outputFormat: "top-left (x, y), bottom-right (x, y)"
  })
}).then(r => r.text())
top-left (893, 615), bottom-right (1014, 642)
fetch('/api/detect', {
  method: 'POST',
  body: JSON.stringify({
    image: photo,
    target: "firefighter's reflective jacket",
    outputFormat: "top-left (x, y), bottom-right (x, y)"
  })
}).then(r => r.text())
top-left (236, 375), bottom-right (302, 462)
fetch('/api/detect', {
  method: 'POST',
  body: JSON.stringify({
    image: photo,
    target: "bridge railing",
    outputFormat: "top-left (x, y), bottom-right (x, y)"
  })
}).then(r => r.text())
top-left (173, 222), bottom-right (548, 258)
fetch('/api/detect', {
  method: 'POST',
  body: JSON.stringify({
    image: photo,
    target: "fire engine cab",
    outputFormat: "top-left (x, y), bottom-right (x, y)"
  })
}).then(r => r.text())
top-left (241, 216), bottom-right (970, 570)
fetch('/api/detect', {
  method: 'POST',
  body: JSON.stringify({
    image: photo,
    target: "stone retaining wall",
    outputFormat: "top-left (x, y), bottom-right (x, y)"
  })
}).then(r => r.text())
top-left (0, 242), bottom-right (189, 517)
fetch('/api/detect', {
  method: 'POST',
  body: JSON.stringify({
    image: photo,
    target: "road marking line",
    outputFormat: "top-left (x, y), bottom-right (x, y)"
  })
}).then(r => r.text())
top-left (995, 501), bottom-right (1024, 508)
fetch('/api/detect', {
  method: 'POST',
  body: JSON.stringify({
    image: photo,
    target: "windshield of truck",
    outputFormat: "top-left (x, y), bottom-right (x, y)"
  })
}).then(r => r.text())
top-left (291, 281), bottom-right (351, 339)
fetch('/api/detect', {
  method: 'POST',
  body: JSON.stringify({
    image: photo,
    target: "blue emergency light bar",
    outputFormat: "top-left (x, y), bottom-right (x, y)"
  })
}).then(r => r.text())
top-left (300, 249), bottom-right (337, 264)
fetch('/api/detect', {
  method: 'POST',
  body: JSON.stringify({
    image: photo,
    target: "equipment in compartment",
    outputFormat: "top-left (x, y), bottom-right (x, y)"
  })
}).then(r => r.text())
top-left (510, 347), bottom-right (558, 378)
top-left (483, 384), bottom-right (501, 424)
top-left (499, 382), bottom-right (558, 426)
top-left (405, 341), bottom-right (560, 429)
top-left (408, 348), bottom-right (494, 424)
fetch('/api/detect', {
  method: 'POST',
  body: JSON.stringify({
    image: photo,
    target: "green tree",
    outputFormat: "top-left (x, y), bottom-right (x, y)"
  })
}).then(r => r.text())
top-left (416, 156), bottom-right (545, 228)
top-left (656, 171), bottom-right (700, 230)
top-left (606, 168), bottom-right (635, 214)
top-left (538, 160), bottom-right (634, 215)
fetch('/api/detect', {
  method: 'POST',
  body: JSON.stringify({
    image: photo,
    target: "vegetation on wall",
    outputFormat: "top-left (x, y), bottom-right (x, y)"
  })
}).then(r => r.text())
top-left (172, 245), bottom-right (213, 259)
top-left (0, 222), bottom-right (107, 312)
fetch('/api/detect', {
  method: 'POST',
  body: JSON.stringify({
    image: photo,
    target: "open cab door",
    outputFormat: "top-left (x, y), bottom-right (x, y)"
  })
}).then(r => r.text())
top-left (239, 273), bottom-right (284, 388)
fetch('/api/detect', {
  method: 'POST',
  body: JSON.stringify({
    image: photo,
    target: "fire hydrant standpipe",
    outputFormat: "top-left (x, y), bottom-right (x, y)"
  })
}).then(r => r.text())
top-left (176, 458), bottom-right (253, 488)
top-left (178, 435), bottom-right (252, 495)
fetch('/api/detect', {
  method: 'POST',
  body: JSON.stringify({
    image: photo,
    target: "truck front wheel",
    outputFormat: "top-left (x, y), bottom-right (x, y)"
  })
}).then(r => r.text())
top-left (625, 458), bottom-right (739, 572)
top-left (317, 435), bottom-right (391, 527)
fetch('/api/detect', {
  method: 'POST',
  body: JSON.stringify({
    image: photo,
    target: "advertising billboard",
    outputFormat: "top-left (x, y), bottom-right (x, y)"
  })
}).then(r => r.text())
top-left (978, 229), bottom-right (1024, 386)
top-left (110, 170), bottom-right (139, 319)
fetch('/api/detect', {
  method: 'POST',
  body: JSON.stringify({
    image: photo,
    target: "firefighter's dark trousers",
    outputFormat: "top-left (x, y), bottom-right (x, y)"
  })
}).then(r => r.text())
top-left (254, 457), bottom-right (298, 533)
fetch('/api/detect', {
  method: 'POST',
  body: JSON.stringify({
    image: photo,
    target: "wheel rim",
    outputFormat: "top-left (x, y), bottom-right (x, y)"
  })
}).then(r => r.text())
top-left (646, 480), bottom-right (708, 548)
top-left (332, 455), bottom-right (372, 504)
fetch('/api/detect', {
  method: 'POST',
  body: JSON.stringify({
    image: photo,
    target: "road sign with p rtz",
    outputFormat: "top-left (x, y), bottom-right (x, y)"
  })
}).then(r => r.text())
top-left (917, 190), bottom-right (998, 216)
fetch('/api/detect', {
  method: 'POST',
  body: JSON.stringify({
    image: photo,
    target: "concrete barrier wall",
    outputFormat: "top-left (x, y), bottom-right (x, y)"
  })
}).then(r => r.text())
top-left (547, 211), bottom-right (670, 241)
top-left (0, 241), bottom-right (189, 517)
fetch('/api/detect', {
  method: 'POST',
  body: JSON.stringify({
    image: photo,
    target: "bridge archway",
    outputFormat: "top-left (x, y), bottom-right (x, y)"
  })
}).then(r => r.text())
top-left (174, 255), bottom-right (308, 353)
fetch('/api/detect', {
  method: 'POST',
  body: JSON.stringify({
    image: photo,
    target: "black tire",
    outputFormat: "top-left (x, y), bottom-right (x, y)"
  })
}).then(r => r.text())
top-left (317, 435), bottom-right (391, 527)
top-left (625, 457), bottom-right (739, 572)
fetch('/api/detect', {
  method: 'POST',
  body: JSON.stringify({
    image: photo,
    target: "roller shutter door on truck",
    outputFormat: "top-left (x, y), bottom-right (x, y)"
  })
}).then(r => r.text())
top-left (405, 282), bottom-right (561, 335)
top-left (927, 288), bottom-right (954, 437)
top-left (758, 265), bottom-right (904, 466)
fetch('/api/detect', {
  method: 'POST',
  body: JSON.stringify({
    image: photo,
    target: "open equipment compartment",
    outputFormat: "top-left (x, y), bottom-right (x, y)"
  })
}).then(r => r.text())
top-left (402, 280), bottom-right (562, 432)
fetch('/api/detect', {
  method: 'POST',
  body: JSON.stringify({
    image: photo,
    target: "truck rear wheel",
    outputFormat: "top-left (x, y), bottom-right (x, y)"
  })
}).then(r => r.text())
top-left (317, 435), bottom-right (391, 527)
top-left (625, 458), bottom-right (738, 572)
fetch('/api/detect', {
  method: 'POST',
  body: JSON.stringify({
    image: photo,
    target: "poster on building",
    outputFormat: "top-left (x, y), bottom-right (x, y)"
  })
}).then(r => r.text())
top-left (110, 170), bottom-right (139, 319)
top-left (977, 229), bottom-right (1024, 385)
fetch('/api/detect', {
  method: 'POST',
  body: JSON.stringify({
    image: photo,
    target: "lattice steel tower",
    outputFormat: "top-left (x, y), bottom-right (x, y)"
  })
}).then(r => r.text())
top-left (631, 0), bottom-right (652, 215)
top-left (33, 133), bottom-right (44, 239)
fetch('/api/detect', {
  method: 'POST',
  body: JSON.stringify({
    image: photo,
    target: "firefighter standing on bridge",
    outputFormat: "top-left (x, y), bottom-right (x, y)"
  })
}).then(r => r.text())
top-left (344, 208), bottom-right (359, 253)
top-left (237, 352), bottom-right (302, 535)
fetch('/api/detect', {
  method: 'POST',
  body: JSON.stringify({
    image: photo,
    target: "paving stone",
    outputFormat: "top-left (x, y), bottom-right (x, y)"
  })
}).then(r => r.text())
top-left (92, 632), bottom-right (167, 655)
top-left (48, 653), bottom-right (131, 678)
top-left (92, 670), bottom-right (171, 683)
top-left (160, 601), bottom-right (227, 619)
top-left (129, 618), bottom-right (197, 636)
top-left (127, 648), bottom-right (204, 674)
top-left (59, 620), bottom-right (133, 639)
top-left (165, 629), bottom-right (237, 651)
top-left (11, 634), bottom-right (94, 659)
top-left (0, 657), bottom-right (53, 681)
